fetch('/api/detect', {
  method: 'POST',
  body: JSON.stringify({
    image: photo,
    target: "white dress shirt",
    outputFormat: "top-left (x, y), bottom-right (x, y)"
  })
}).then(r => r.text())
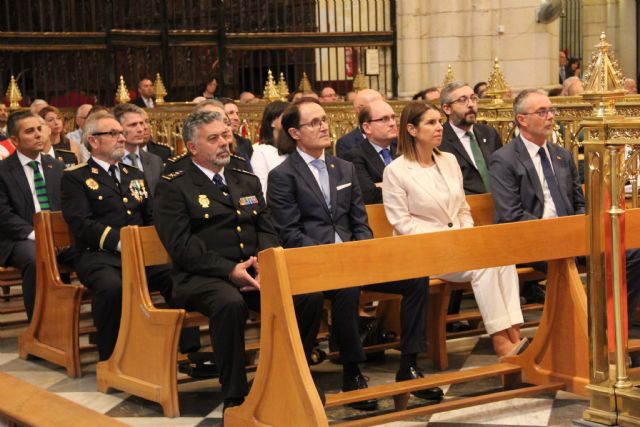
top-left (122, 147), bottom-right (144, 171)
top-left (193, 160), bottom-right (226, 185)
top-left (450, 123), bottom-right (477, 168)
top-left (521, 136), bottom-right (558, 219)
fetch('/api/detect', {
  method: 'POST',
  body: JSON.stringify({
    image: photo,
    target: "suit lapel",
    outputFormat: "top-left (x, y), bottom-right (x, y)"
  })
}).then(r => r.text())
top-left (7, 153), bottom-right (35, 212)
top-left (405, 158), bottom-right (451, 216)
top-left (360, 140), bottom-right (385, 177)
top-left (326, 156), bottom-right (338, 216)
top-left (443, 122), bottom-right (476, 169)
top-left (514, 137), bottom-right (545, 204)
top-left (473, 126), bottom-right (494, 161)
top-left (547, 143), bottom-right (571, 208)
top-left (225, 169), bottom-right (243, 208)
top-left (291, 151), bottom-right (331, 217)
top-left (41, 156), bottom-right (61, 210)
top-left (189, 161), bottom-right (233, 207)
top-left (88, 158), bottom-right (120, 195)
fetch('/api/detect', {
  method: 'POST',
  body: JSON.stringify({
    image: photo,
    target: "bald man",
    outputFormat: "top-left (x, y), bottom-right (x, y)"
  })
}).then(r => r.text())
top-left (335, 89), bottom-right (383, 158)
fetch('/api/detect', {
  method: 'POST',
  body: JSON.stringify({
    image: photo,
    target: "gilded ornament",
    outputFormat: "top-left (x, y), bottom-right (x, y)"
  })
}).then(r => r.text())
top-left (199, 194), bottom-right (211, 208)
top-left (85, 178), bottom-right (99, 190)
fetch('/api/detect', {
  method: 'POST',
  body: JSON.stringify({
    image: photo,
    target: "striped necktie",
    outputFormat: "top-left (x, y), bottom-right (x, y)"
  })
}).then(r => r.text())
top-left (28, 160), bottom-right (50, 210)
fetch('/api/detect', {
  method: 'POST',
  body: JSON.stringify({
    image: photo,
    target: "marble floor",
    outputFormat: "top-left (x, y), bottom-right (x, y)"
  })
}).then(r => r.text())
top-left (1, 308), bottom-right (600, 427)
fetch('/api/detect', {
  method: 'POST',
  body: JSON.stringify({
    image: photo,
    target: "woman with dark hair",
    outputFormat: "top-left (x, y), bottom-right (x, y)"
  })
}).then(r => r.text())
top-left (568, 57), bottom-right (581, 78)
top-left (382, 101), bottom-right (525, 358)
top-left (201, 76), bottom-right (218, 100)
top-left (250, 100), bottom-right (290, 197)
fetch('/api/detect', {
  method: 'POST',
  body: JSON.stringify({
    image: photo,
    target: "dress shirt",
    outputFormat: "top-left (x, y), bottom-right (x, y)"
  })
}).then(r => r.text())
top-left (451, 123), bottom-right (477, 168)
top-left (368, 140), bottom-right (393, 165)
top-left (122, 147), bottom-right (143, 171)
top-left (521, 136), bottom-right (558, 219)
top-left (92, 156), bottom-right (121, 182)
top-left (295, 147), bottom-right (342, 243)
top-left (193, 160), bottom-right (227, 185)
top-left (142, 97), bottom-right (154, 108)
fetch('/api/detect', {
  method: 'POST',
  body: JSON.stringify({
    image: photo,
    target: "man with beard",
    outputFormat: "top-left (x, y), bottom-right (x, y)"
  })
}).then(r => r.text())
top-left (340, 99), bottom-right (398, 204)
top-left (154, 110), bottom-right (323, 413)
top-left (440, 82), bottom-right (503, 195)
top-left (61, 111), bottom-right (172, 361)
top-left (268, 99), bottom-right (441, 411)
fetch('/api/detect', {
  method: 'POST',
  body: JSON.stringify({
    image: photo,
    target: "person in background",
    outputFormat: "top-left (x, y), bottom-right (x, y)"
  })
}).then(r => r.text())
top-left (30, 99), bottom-right (48, 115)
top-left (335, 89), bottom-right (383, 158)
top-left (39, 106), bottom-right (81, 162)
top-left (473, 81), bottom-right (488, 99)
top-left (221, 98), bottom-right (253, 161)
top-left (319, 86), bottom-right (337, 103)
top-left (132, 78), bottom-right (155, 109)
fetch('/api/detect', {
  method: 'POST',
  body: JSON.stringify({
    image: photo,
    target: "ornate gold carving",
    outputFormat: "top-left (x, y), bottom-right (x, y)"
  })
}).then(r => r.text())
top-left (5, 75), bottom-right (22, 110)
top-left (298, 72), bottom-right (313, 93)
top-left (442, 64), bottom-right (455, 87)
top-left (484, 58), bottom-right (510, 103)
top-left (154, 73), bottom-right (168, 105)
top-left (116, 75), bottom-right (131, 104)
top-left (353, 68), bottom-right (368, 92)
top-left (263, 70), bottom-right (281, 101)
top-left (278, 73), bottom-right (290, 101)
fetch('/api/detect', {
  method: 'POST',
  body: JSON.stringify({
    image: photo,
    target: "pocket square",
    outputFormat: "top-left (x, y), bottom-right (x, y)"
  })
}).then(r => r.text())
top-left (336, 182), bottom-right (352, 191)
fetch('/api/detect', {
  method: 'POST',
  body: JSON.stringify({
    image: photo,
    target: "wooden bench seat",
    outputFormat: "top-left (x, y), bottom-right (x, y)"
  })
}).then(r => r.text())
top-left (225, 209), bottom-right (616, 426)
top-left (18, 211), bottom-right (89, 378)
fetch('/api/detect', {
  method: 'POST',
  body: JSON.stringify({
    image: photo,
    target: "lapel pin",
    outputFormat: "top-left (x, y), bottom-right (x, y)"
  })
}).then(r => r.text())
top-left (556, 156), bottom-right (561, 160)
top-left (122, 167), bottom-right (128, 174)
top-left (91, 167), bottom-right (99, 174)
top-left (330, 163), bottom-right (335, 168)
top-left (47, 164), bottom-right (53, 168)
top-left (482, 138), bottom-right (486, 143)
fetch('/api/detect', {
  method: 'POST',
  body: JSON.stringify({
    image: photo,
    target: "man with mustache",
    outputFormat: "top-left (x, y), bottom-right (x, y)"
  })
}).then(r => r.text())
top-left (153, 110), bottom-right (323, 414)
top-left (61, 111), bottom-right (172, 361)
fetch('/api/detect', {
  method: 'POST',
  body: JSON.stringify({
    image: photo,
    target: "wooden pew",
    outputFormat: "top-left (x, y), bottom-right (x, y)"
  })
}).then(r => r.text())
top-left (225, 212), bottom-right (610, 426)
top-left (364, 193), bottom-right (545, 370)
top-left (18, 211), bottom-right (88, 378)
top-left (0, 371), bottom-right (125, 427)
top-left (96, 226), bottom-right (211, 418)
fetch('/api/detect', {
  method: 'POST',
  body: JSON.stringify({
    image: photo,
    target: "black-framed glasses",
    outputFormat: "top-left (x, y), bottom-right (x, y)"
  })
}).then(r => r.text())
top-left (299, 116), bottom-right (329, 128)
top-left (92, 130), bottom-right (126, 138)
top-left (450, 95), bottom-right (478, 105)
top-left (522, 108), bottom-right (558, 118)
top-left (368, 114), bottom-right (396, 124)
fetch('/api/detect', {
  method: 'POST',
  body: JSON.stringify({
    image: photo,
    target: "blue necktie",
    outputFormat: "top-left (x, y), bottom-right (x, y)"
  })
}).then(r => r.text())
top-left (380, 148), bottom-right (393, 166)
top-left (538, 147), bottom-right (568, 216)
top-left (310, 159), bottom-right (331, 209)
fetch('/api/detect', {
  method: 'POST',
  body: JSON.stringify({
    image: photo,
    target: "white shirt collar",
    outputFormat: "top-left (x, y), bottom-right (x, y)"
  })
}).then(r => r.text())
top-left (367, 139), bottom-right (390, 154)
top-left (16, 150), bottom-right (42, 167)
top-left (43, 146), bottom-right (56, 158)
top-left (192, 159), bottom-right (226, 184)
top-left (520, 135), bottom-right (548, 159)
top-left (296, 147), bottom-right (325, 165)
top-left (450, 122), bottom-right (474, 140)
top-left (92, 156), bottom-right (117, 174)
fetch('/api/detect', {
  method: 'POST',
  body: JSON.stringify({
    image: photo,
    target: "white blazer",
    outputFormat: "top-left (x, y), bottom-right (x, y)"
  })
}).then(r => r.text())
top-left (382, 152), bottom-right (474, 236)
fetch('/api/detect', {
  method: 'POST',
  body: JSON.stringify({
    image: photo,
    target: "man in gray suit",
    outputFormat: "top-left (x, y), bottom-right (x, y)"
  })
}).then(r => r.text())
top-left (490, 89), bottom-right (640, 356)
top-left (113, 103), bottom-right (163, 194)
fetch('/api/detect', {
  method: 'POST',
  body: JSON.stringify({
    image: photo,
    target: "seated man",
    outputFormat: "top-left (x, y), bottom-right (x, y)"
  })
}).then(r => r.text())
top-left (335, 89), bottom-right (383, 158)
top-left (267, 99), bottom-right (443, 411)
top-left (0, 111), bottom-right (73, 321)
top-left (61, 111), bottom-right (173, 361)
top-left (153, 110), bottom-right (323, 413)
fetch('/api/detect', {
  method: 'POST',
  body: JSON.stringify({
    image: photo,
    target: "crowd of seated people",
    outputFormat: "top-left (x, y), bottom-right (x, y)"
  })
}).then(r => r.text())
top-left (2, 79), bottom-right (640, 419)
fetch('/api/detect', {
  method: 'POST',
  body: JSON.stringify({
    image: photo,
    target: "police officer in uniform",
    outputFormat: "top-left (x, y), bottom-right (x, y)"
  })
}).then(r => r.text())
top-left (154, 110), bottom-right (323, 413)
top-left (61, 111), bottom-right (172, 361)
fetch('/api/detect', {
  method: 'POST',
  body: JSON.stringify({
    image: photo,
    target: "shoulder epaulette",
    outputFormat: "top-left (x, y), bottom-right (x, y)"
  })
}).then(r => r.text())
top-left (119, 162), bottom-right (140, 170)
top-left (64, 162), bottom-right (88, 172)
top-left (231, 168), bottom-right (255, 176)
top-left (161, 170), bottom-right (185, 181)
top-left (230, 153), bottom-right (247, 162)
top-left (168, 152), bottom-right (188, 163)
top-left (153, 141), bottom-right (172, 148)
top-left (55, 148), bottom-right (75, 154)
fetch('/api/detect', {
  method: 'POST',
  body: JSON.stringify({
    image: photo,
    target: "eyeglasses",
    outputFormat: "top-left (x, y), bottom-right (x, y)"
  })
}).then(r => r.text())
top-left (92, 130), bottom-right (126, 138)
top-left (299, 116), bottom-right (329, 129)
top-left (368, 115), bottom-right (396, 124)
top-left (450, 95), bottom-right (478, 105)
top-left (522, 108), bottom-right (558, 118)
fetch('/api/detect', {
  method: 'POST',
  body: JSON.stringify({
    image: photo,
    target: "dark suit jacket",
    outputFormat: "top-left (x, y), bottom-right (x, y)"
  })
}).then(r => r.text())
top-left (132, 96), bottom-right (155, 108)
top-left (234, 134), bottom-right (253, 164)
top-left (267, 150), bottom-right (372, 248)
top-left (335, 127), bottom-right (365, 158)
top-left (53, 148), bottom-right (78, 168)
top-left (145, 139), bottom-right (172, 162)
top-left (341, 139), bottom-right (396, 204)
top-left (138, 149), bottom-right (163, 194)
top-left (439, 122), bottom-right (503, 195)
top-left (154, 160), bottom-right (278, 307)
top-left (0, 152), bottom-right (65, 265)
top-left (490, 136), bottom-right (585, 223)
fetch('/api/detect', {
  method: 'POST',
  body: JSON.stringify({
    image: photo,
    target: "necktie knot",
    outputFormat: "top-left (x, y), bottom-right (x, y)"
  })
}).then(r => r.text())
top-left (310, 158), bottom-right (326, 171)
top-left (28, 160), bottom-right (39, 172)
top-left (126, 152), bottom-right (137, 164)
top-left (108, 164), bottom-right (118, 177)
top-left (212, 173), bottom-right (225, 186)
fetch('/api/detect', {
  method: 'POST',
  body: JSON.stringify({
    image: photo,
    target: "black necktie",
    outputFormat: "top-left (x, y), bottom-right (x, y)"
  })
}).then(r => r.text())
top-left (108, 164), bottom-right (121, 193)
top-left (538, 147), bottom-right (568, 216)
top-left (213, 173), bottom-right (232, 201)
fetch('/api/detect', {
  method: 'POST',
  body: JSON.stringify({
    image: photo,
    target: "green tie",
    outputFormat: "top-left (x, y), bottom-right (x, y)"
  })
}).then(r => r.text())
top-left (466, 131), bottom-right (491, 192)
top-left (28, 160), bottom-right (51, 210)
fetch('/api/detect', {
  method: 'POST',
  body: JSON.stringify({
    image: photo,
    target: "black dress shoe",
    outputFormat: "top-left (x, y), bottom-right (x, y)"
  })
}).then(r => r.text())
top-left (446, 322), bottom-right (472, 333)
top-left (396, 366), bottom-right (444, 401)
top-left (342, 373), bottom-right (378, 411)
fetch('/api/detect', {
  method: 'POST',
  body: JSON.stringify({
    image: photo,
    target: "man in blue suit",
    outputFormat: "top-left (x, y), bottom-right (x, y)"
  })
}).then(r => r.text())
top-left (490, 89), bottom-right (640, 356)
top-left (267, 98), bottom-right (442, 411)
top-left (335, 89), bottom-right (383, 158)
top-left (0, 111), bottom-right (73, 321)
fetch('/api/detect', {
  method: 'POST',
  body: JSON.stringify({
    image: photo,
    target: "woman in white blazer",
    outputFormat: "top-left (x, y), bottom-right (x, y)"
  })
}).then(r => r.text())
top-left (382, 101), bottom-right (525, 358)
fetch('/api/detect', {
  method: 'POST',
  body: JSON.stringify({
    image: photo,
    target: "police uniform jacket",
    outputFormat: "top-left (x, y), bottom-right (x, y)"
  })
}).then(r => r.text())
top-left (53, 148), bottom-right (78, 168)
top-left (146, 139), bottom-right (172, 162)
top-left (154, 159), bottom-right (279, 307)
top-left (162, 151), bottom-right (250, 176)
top-left (61, 157), bottom-right (152, 266)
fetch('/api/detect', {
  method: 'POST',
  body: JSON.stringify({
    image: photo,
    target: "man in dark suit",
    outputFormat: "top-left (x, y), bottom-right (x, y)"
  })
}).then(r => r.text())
top-left (61, 111), bottom-right (173, 361)
top-left (490, 88), bottom-right (640, 345)
top-left (221, 98), bottom-right (253, 162)
top-left (113, 103), bottom-right (164, 194)
top-left (440, 82), bottom-right (503, 195)
top-left (132, 78), bottom-right (155, 109)
top-left (340, 99), bottom-right (397, 204)
top-left (335, 89), bottom-right (383, 158)
top-left (154, 110), bottom-right (322, 412)
top-left (268, 99), bottom-right (441, 411)
top-left (140, 109), bottom-right (172, 162)
top-left (0, 111), bottom-right (72, 321)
